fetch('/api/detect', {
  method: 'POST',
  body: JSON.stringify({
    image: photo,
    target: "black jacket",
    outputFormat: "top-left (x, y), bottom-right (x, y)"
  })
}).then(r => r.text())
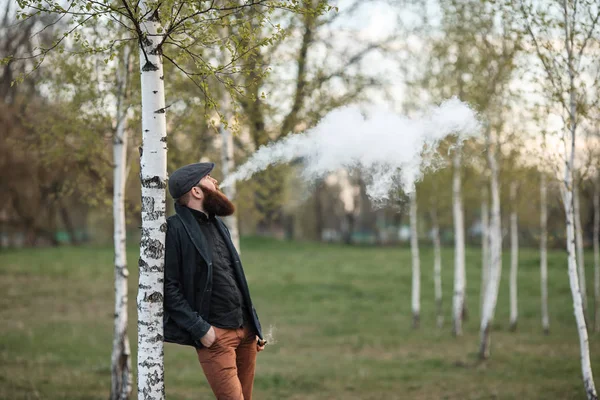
top-left (163, 203), bottom-right (263, 348)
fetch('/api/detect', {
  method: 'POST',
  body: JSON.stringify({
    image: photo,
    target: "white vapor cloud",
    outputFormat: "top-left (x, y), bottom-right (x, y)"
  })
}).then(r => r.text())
top-left (221, 97), bottom-right (481, 202)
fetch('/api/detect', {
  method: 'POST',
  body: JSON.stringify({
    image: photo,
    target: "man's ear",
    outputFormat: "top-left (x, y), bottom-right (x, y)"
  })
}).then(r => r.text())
top-left (192, 186), bottom-right (203, 199)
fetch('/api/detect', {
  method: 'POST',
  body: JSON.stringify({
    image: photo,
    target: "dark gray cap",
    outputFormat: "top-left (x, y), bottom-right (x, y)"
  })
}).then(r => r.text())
top-left (168, 162), bottom-right (215, 199)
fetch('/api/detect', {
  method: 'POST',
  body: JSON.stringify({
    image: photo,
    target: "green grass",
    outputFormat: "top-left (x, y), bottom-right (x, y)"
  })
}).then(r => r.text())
top-left (1, 238), bottom-right (599, 399)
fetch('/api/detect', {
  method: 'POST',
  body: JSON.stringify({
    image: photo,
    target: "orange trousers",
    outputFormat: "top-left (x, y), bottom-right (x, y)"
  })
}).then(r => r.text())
top-left (196, 325), bottom-right (257, 400)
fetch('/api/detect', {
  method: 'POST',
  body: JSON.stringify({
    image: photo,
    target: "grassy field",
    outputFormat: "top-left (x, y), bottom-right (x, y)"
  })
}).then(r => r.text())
top-left (1, 237), bottom-right (599, 399)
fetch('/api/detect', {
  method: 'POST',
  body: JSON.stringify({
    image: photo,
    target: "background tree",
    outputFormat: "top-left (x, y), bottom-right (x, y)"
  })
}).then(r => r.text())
top-left (516, 0), bottom-right (600, 396)
top-left (410, 190), bottom-right (420, 328)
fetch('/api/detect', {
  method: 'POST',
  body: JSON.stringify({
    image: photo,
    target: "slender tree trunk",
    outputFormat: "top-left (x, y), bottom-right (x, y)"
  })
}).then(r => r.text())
top-left (137, 6), bottom-right (167, 399)
top-left (410, 191), bottom-right (420, 329)
top-left (594, 181), bottom-right (600, 333)
top-left (59, 204), bottom-right (79, 245)
top-left (452, 151), bottom-right (466, 336)
top-left (509, 182), bottom-right (519, 331)
top-left (220, 109), bottom-right (241, 254)
top-left (111, 45), bottom-right (132, 400)
top-left (564, 24), bottom-right (597, 395)
top-left (315, 182), bottom-right (324, 241)
top-left (430, 206), bottom-right (443, 328)
top-left (541, 173), bottom-right (550, 335)
top-left (479, 130), bottom-right (502, 359)
top-left (575, 183), bottom-right (588, 314)
top-left (481, 191), bottom-right (490, 316)
top-left (563, 174), bottom-right (597, 399)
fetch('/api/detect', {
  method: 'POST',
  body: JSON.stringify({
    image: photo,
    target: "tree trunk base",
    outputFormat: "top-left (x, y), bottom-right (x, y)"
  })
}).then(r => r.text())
top-left (452, 318), bottom-right (462, 337)
top-left (479, 325), bottom-right (491, 360)
top-left (462, 303), bottom-right (468, 322)
top-left (509, 321), bottom-right (517, 332)
top-left (543, 327), bottom-right (550, 336)
top-left (412, 314), bottom-right (420, 329)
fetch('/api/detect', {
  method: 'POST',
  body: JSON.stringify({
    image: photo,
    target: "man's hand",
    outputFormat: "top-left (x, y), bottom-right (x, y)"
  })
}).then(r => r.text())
top-left (257, 336), bottom-right (266, 352)
top-left (200, 326), bottom-right (216, 348)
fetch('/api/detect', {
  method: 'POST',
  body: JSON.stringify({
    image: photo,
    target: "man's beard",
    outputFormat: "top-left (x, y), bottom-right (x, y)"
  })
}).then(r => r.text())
top-left (201, 186), bottom-right (235, 217)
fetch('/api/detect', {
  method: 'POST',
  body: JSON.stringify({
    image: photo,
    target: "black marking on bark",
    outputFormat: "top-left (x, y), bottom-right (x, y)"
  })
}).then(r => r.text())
top-left (154, 107), bottom-right (166, 114)
top-left (147, 292), bottom-right (163, 303)
top-left (160, 75), bottom-right (164, 80)
top-left (139, 283), bottom-right (152, 290)
top-left (153, 90), bottom-right (158, 94)
top-left (142, 237), bottom-right (165, 259)
top-left (159, 223), bottom-right (167, 232)
top-left (141, 176), bottom-right (166, 189)
top-left (151, 333), bottom-right (164, 343)
top-left (116, 265), bottom-right (129, 278)
top-left (141, 196), bottom-right (155, 213)
top-left (139, 146), bottom-right (143, 158)
top-left (139, 258), bottom-right (149, 269)
top-left (149, 46), bottom-right (162, 56)
top-left (141, 35), bottom-right (153, 47)
top-left (142, 61), bottom-right (159, 72)
top-left (140, 228), bottom-right (152, 239)
top-left (147, 369), bottom-right (163, 387)
top-left (143, 211), bottom-right (165, 222)
top-left (139, 262), bottom-right (163, 273)
top-left (139, 359), bottom-right (160, 369)
top-left (160, 136), bottom-right (167, 142)
top-left (148, 9), bottom-right (160, 22)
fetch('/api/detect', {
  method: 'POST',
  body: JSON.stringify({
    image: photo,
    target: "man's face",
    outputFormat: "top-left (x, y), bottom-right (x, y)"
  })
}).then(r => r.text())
top-left (199, 174), bottom-right (218, 192)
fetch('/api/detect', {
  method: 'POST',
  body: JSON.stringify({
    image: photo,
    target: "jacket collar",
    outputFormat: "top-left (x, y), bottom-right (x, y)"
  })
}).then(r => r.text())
top-left (174, 203), bottom-right (212, 265)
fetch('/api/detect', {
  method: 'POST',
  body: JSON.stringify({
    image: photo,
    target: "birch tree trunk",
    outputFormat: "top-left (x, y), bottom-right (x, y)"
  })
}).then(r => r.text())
top-left (111, 45), bottom-right (132, 400)
top-left (594, 181), bottom-right (600, 333)
top-left (563, 171), bottom-right (597, 399)
top-left (541, 173), bottom-right (550, 334)
top-left (563, 27), bottom-right (597, 397)
top-left (575, 183), bottom-right (588, 313)
top-left (220, 105), bottom-right (241, 254)
top-left (452, 151), bottom-right (466, 336)
top-left (481, 191), bottom-right (490, 316)
top-left (509, 182), bottom-right (519, 331)
top-left (137, 6), bottom-right (167, 399)
top-left (479, 130), bottom-right (502, 359)
top-left (430, 206), bottom-right (443, 328)
top-left (410, 191), bottom-right (420, 329)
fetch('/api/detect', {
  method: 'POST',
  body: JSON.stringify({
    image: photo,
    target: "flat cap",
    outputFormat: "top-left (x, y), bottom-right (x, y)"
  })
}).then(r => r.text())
top-left (168, 162), bottom-right (215, 199)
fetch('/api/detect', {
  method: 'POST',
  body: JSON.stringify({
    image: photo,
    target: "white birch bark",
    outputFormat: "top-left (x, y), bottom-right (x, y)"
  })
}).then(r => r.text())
top-left (509, 182), bottom-right (519, 331)
top-left (220, 102), bottom-right (241, 254)
top-left (594, 181), bottom-right (600, 333)
top-left (540, 173), bottom-right (550, 334)
top-left (430, 206), bottom-right (443, 328)
top-left (137, 5), bottom-right (167, 399)
top-left (481, 191), bottom-right (490, 316)
top-left (452, 151), bottom-right (466, 336)
top-left (562, 171), bottom-right (597, 400)
top-left (575, 183), bottom-right (588, 313)
top-left (479, 130), bottom-right (502, 359)
top-left (410, 191), bottom-right (420, 328)
top-left (563, 20), bottom-right (597, 395)
top-left (111, 45), bottom-right (132, 400)
top-left (218, 27), bottom-right (241, 254)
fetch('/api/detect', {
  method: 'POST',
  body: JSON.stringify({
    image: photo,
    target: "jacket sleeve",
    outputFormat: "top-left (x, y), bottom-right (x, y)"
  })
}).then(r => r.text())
top-left (164, 220), bottom-right (211, 341)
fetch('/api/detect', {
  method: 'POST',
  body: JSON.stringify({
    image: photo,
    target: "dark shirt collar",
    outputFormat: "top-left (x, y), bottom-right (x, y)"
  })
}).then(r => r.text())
top-left (187, 206), bottom-right (215, 222)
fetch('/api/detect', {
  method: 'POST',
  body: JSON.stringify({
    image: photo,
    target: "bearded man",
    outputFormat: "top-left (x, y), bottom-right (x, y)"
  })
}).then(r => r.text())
top-left (163, 162), bottom-right (265, 400)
